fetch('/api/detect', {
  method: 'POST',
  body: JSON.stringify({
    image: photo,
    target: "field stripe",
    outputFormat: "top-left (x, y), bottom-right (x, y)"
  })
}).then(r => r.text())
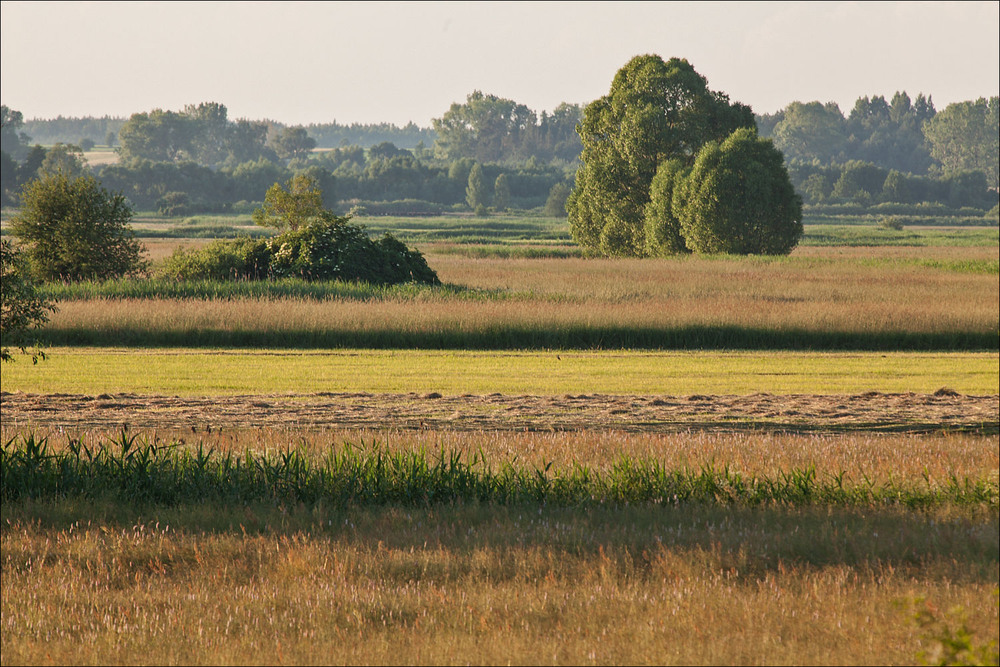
top-left (1, 348), bottom-right (997, 396)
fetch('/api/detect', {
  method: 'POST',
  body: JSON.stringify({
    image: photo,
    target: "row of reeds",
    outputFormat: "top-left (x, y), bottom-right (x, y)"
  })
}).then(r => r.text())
top-left (4, 432), bottom-right (996, 508)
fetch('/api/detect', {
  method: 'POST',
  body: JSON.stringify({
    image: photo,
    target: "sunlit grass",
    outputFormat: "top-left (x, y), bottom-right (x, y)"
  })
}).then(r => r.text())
top-left (2, 348), bottom-right (997, 396)
top-left (31, 252), bottom-right (1000, 351)
top-left (3, 429), bottom-right (997, 665)
top-left (3, 496), bottom-right (997, 665)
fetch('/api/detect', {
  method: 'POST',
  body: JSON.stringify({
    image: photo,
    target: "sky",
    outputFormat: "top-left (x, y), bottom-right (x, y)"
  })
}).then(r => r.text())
top-left (2, 1), bottom-right (998, 127)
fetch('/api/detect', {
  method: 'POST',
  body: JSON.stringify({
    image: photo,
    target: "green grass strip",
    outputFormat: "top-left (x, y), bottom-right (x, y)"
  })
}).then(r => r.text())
top-left (3, 433), bottom-right (995, 509)
top-left (35, 322), bottom-right (999, 352)
top-left (2, 348), bottom-right (997, 396)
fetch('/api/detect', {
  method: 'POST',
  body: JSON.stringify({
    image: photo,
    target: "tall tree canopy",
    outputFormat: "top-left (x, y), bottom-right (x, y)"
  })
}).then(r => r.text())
top-left (433, 91), bottom-right (536, 163)
top-left (923, 97), bottom-right (999, 189)
top-left (567, 55), bottom-right (756, 257)
top-left (771, 101), bottom-right (848, 164)
top-left (117, 102), bottom-right (274, 166)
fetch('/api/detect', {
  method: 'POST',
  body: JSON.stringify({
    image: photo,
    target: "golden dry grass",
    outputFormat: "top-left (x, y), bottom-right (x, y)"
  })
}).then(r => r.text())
top-left (3, 500), bottom-right (997, 666)
top-left (3, 416), bottom-right (997, 665)
top-left (47, 245), bottom-right (999, 346)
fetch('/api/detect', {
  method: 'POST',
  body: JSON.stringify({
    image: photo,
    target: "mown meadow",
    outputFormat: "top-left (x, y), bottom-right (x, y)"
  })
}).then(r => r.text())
top-left (1, 216), bottom-right (998, 665)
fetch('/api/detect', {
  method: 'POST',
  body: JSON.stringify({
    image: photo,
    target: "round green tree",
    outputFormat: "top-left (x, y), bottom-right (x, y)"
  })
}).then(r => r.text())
top-left (675, 128), bottom-right (802, 255)
top-left (567, 54), bottom-right (755, 257)
top-left (11, 173), bottom-right (147, 281)
top-left (643, 158), bottom-right (690, 256)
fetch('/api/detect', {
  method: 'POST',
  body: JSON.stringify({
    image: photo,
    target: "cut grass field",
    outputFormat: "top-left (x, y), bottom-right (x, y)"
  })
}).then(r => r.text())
top-left (3, 348), bottom-right (998, 396)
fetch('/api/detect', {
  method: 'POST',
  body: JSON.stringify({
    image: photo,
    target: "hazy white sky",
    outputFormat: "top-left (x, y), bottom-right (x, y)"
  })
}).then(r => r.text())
top-left (2, 1), bottom-right (998, 126)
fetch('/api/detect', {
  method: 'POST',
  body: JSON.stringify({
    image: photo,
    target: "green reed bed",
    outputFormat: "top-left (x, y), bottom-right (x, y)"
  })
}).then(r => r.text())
top-left (4, 433), bottom-right (996, 509)
top-left (37, 320), bottom-right (999, 351)
top-left (38, 277), bottom-right (493, 302)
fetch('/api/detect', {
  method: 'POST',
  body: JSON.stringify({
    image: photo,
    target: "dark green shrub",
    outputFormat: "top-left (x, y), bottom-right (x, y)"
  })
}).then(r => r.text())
top-left (644, 158), bottom-right (690, 256)
top-left (160, 218), bottom-right (438, 286)
top-left (269, 218), bottom-right (439, 285)
top-left (157, 191), bottom-right (192, 217)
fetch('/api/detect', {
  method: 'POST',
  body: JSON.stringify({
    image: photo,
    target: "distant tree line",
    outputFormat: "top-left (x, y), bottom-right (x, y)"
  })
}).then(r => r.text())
top-left (2, 100), bottom-right (574, 215)
top-left (20, 115), bottom-right (126, 150)
top-left (758, 93), bottom-right (999, 193)
top-left (3, 87), bottom-right (997, 218)
top-left (304, 121), bottom-right (436, 149)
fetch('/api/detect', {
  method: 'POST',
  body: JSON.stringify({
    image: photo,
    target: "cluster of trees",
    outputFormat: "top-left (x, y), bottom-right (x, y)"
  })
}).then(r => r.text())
top-left (759, 94), bottom-right (999, 191)
top-left (304, 121), bottom-right (435, 149)
top-left (569, 55), bottom-right (801, 257)
top-left (4, 78), bottom-right (996, 220)
top-left (162, 175), bottom-right (438, 284)
top-left (1, 169), bottom-right (441, 361)
top-left (20, 115), bottom-right (126, 150)
top-left (788, 160), bottom-right (995, 210)
top-left (3, 102), bottom-right (574, 215)
top-left (432, 92), bottom-right (583, 164)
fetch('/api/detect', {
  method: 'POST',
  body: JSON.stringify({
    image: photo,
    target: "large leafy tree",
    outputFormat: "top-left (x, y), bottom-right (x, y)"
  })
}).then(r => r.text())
top-left (674, 128), bottom-right (802, 255)
top-left (117, 109), bottom-right (194, 163)
top-left (184, 102), bottom-right (231, 165)
top-left (10, 173), bottom-right (147, 281)
top-left (567, 55), bottom-right (755, 257)
top-left (433, 91), bottom-right (536, 162)
top-left (268, 126), bottom-right (317, 161)
top-left (771, 101), bottom-right (847, 164)
top-left (923, 97), bottom-right (999, 189)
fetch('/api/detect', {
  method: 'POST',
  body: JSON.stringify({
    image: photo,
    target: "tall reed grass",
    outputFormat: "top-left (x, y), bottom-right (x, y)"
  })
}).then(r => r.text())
top-left (4, 432), bottom-right (995, 509)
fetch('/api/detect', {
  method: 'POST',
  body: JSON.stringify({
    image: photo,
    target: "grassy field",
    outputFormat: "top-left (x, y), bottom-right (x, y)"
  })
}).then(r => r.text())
top-left (3, 218), bottom-right (999, 665)
top-left (2, 429), bottom-right (998, 665)
top-left (25, 245), bottom-right (1000, 352)
top-left (2, 348), bottom-right (998, 396)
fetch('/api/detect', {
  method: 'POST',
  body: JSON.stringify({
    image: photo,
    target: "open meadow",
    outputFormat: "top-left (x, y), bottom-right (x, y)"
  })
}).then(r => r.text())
top-left (2, 219), bottom-right (998, 665)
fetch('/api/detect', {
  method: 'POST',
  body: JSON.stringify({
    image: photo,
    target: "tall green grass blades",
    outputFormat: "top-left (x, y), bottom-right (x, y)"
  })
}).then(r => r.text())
top-left (3, 433), bottom-right (996, 509)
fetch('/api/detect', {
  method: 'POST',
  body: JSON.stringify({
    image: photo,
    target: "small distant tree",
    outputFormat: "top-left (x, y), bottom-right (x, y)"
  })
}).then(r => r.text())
top-left (543, 182), bottom-right (571, 217)
top-left (38, 143), bottom-right (87, 180)
top-left (269, 126), bottom-right (317, 161)
top-left (11, 173), bottom-right (147, 281)
top-left (493, 173), bottom-right (511, 212)
top-left (252, 174), bottom-right (326, 232)
top-left (1, 239), bottom-right (56, 363)
top-left (78, 138), bottom-right (96, 152)
top-left (466, 163), bottom-right (487, 211)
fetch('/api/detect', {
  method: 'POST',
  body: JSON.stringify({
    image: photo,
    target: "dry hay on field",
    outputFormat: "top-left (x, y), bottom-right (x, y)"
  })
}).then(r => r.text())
top-left (1, 390), bottom-right (996, 435)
